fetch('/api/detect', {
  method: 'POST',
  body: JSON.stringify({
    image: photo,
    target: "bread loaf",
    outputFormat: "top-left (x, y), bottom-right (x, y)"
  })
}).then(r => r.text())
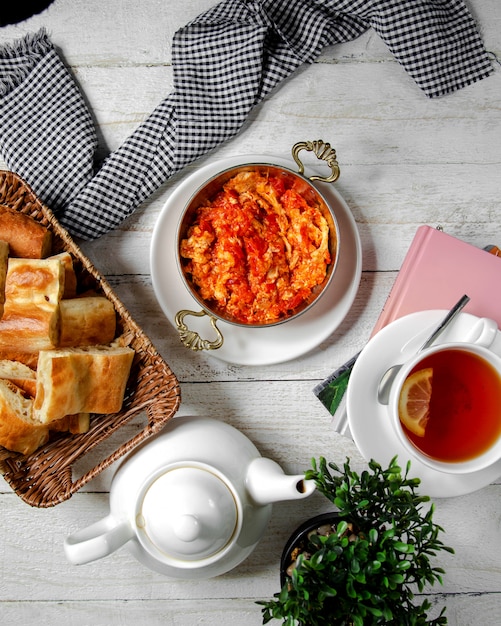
top-left (48, 252), bottom-right (77, 298)
top-left (34, 345), bottom-right (134, 423)
top-left (50, 413), bottom-right (90, 434)
top-left (0, 379), bottom-right (49, 455)
top-left (5, 257), bottom-right (65, 304)
top-left (0, 350), bottom-right (39, 369)
top-left (59, 297), bottom-right (116, 347)
top-left (0, 300), bottom-right (60, 352)
top-left (0, 205), bottom-right (52, 258)
top-left (0, 359), bottom-right (36, 397)
top-left (0, 240), bottom-right (8, 319)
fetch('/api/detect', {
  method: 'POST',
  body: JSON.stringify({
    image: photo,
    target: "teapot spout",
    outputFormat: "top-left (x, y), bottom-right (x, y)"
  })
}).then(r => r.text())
top-left (246, 457), bottom-right (315, 506)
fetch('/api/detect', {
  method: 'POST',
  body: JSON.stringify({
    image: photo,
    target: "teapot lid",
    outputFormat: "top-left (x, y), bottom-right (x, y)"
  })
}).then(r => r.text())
top-left (137, 464), bottom-right (239, 563)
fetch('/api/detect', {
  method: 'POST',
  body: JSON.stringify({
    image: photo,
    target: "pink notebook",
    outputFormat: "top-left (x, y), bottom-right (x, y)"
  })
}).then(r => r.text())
top-left (371, 225), bottom-right (501, 336)
top-left (315, 226), bottom-right (501, 424)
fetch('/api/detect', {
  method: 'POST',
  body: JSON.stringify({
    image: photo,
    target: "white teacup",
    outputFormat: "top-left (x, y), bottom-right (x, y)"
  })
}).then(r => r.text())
top-left (387, 317), bottom-right (501, 475)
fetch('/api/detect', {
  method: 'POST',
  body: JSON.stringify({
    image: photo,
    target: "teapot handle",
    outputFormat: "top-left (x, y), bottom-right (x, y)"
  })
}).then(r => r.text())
top-left (64, 515), bottom-right (134, 565)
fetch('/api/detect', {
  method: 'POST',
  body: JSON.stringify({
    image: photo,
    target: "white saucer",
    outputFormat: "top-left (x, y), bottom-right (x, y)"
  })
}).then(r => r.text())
top-left (150, 154), bottom-right (362, 366)
top-left (347, 310), bottom-right (501, 498)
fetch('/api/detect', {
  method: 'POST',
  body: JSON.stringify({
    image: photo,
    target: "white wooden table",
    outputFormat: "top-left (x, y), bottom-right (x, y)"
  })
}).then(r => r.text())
top-left (1, 1), bottom-right (500, 624)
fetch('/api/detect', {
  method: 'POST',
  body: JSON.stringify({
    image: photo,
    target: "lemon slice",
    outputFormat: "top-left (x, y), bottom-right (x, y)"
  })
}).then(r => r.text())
top-left (398, 367), bottom-right (433, 437)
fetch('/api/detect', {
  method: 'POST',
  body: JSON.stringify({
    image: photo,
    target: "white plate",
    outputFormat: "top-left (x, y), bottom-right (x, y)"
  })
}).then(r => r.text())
top-left (347, 310), bottom-right (501, 498)
top-left (150, 155), bottom-right (362, 366)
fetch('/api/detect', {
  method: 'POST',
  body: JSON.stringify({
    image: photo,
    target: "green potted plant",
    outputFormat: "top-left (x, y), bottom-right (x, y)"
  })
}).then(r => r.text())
top-left (259, 456), bottom-right (454, 626)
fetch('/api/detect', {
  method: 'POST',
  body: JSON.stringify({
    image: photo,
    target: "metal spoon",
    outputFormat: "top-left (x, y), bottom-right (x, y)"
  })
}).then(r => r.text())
top-left (377, 294), bottom-right (470, 405)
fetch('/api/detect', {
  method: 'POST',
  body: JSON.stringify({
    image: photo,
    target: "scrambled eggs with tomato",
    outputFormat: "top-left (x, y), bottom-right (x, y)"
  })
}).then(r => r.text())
top-left (180, 169), bottom-right (333, 324)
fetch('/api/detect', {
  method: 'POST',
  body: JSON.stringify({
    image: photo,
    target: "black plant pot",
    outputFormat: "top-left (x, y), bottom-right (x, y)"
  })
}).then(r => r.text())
top-left (279, 512), bottom-right (340, 588)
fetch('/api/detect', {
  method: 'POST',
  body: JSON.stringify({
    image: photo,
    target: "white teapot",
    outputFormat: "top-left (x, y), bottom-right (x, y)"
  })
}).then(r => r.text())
top-left (64, 415), bottom-right (315, 578)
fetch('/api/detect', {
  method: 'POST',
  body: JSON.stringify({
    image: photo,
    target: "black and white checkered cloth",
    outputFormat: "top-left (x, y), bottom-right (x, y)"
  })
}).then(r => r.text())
top-left (0, 0), bottom-right (494, 239)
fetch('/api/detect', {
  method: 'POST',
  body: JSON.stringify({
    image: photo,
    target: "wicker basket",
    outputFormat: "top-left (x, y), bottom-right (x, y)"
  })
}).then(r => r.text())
top-left (0, 171), bottom-right (181, 507)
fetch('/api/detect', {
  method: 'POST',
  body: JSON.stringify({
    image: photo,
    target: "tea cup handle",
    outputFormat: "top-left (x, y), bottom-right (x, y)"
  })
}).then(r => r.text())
top-left (64, 515), bottom-right (134, 565)
top-left (466, 317), bottom-right (498, 348)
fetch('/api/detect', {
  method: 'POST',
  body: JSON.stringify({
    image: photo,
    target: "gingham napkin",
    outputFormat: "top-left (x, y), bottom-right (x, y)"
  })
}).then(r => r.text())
top-left (0, 0), bottom-right (493, 240)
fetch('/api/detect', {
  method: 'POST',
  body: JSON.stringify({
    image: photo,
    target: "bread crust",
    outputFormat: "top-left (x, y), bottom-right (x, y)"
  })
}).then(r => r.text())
top-left (0, 205), bottom-right (52, 258)
top-left (48, 252), bottom-right (77, 298)
top-left (34, 346), bottom-right (134, 423)
top-left (0, 359), bottom-right (36, 397)
top-left (0, 301), bottom-right (60, 352)
top-left (49, 413), bottom-right (90, 434)
top-left (0, 351), bottom-right (39, 369)
top-left (5, 257), bottom-right (65, 304)
top-left (0, 240), bottom-right (8, 319)
top-left (0, 379), bottom-right (49, 455)
top-left (59, 297), bottom-right (116, 347)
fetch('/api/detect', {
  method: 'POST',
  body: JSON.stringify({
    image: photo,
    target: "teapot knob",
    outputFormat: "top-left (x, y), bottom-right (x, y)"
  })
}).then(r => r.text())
top-left (174, 514), bottom-right (201, 542)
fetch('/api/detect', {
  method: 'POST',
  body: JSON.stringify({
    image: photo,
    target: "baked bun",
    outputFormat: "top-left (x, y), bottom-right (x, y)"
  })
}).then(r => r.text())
top-left (0, 359), bottom-right (36, 397)
top-left (0, 379), bottom-right (49, 455)
top-left (0, 301), bottom-right (60, 352)
top-left (0, 205), bottom-right (52, 258)
top-left (0, 351), bottom-right (39, 369)
top-left (5, 257), bottom-right (65, 304)
top-left (48, 252), bottom-right (77, 298)
top-left (59, 297), bottom-right (116, 347)
top-left (34, 345), bottom-right (134, 423)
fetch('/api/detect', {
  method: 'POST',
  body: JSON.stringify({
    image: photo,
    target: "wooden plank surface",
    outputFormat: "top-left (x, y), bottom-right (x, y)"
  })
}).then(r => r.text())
top-left (1, 1), bottom-right (501, 624)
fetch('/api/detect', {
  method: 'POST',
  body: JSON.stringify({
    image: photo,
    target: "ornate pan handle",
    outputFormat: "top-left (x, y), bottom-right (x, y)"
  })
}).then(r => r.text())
top-left (175, 309), bottom-right (224, 351)
top-left (292, 140), bottom-right (340, 183)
